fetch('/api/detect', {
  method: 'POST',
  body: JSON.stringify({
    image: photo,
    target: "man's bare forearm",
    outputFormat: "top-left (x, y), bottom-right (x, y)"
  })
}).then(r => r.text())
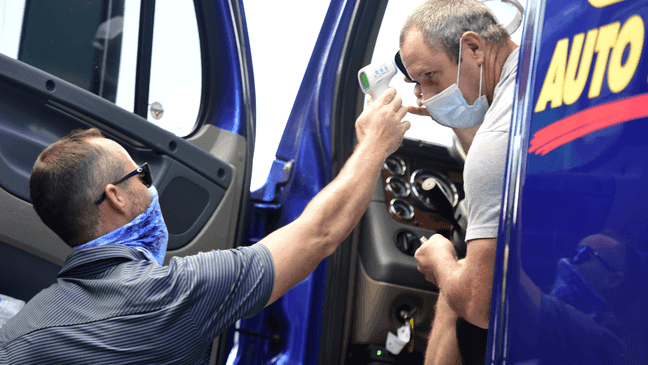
top-left (439, 238), bottom-right (496, 328)
top-left (261, 142), bottom-right (398, 305)
top-left (261, 89), bottom-right (410, 305)
top-left (425, 294), bottom-right (462, 365)
top-left (299, 142), bottom-right (386, 254)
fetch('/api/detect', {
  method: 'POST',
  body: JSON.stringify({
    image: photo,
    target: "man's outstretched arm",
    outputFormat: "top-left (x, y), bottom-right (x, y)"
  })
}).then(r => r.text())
top-left (259, 88), bottom-right (411, 306)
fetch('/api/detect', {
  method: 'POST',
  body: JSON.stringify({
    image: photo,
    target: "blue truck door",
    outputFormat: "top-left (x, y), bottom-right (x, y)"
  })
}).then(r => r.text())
top-left (224, 0), bottom-right (381, 364)
top-left (490, 0), bottom-right (648, 364)
top-left (0, 1), bottom-right (255, 361)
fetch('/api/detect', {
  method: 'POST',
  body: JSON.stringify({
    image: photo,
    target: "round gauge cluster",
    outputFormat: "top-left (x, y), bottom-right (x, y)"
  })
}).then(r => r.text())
top-left (383, 156), bottom-right (459, 223)
top-left (384, 156), bottom-right (415, 221)
top-left (383, 156), bottom-right (406, 176)
top-left (410, 168), bottom-right (458, 211)
top-left (385, 176), bottom-right (410, 198)
top-left (389, 199), bottom-right (415, 221)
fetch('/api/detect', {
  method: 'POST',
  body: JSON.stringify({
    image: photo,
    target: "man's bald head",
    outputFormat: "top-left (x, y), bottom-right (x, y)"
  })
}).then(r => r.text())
top-left (30, 128), bottom-right (127, 247)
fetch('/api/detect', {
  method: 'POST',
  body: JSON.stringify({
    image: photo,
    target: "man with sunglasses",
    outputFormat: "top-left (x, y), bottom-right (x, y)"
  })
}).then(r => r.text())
top-left (0, 88), bottom-right (410, 364)
top-left (515, 231), bottom-right (642, 365)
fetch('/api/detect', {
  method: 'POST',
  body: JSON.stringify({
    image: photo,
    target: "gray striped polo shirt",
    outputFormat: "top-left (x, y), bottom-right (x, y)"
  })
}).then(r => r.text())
top-left (0, 243), bottom-right (274, 364)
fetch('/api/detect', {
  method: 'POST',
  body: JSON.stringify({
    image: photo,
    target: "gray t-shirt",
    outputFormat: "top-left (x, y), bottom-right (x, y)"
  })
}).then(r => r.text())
top-left (463, 48), bottom-right (519, 241)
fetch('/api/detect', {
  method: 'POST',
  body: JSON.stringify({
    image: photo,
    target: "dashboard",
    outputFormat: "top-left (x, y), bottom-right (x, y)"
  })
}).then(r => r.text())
top-left (381, 142), bottom-right (466, 254)
top-left (350, 140), bottom-right (468, 350)
top-left (360, 139), bottom-right (467, 291)
top-left (382, 154), bottom-right (463, 244)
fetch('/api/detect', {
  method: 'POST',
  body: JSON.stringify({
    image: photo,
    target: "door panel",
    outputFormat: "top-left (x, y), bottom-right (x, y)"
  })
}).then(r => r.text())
top-left (0, 0), bottom-right (253, 317)
top-left (226, 0), bottom-right (361, 364)
top-left (351, 261), bottom-right (436, 347)
top-left (171, 125), bottom-right (248, 259)
top-left (1, 2), bottom-right (256, 364)
top-left (0, 53), bottom-right (232, 254)
top-left (490, 1), bottom-right (648, 364)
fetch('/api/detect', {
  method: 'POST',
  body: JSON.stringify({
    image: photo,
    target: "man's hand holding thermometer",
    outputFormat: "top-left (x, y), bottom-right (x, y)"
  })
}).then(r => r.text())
top-left (355, 59), bottom-right (411, 165)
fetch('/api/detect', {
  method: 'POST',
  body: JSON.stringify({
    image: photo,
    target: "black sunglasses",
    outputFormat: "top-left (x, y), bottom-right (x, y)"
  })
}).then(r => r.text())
top-left (95, 163), bottom-right (153, 204)
top-left (570, 245), bottom-right (618, 273)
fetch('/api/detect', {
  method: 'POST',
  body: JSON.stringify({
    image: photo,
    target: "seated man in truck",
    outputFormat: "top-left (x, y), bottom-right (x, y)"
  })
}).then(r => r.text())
top-left (399, 0), bottom-right (519, 364)
top-left (0, 89), bottom-right (410, 364)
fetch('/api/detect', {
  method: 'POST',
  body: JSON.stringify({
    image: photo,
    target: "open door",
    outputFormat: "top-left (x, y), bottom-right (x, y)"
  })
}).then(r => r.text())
top-left (490, 0), bottom-right (648, 364)
top-left (0, 0), bottom-right (255, 362)
top-left (225, 0), bottom-right (466, 363)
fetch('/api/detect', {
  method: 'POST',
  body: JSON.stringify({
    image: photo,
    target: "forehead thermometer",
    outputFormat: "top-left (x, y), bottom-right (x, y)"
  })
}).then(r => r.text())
top-left (358, 59), bottom-right (397, 99)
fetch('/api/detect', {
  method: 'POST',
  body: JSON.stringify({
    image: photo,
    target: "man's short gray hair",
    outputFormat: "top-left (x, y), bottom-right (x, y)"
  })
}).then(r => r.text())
top-left (400, 0), bottom-right (509, 64)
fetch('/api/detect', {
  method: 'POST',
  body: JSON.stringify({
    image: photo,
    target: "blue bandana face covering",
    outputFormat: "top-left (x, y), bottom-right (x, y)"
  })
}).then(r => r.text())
top-left (550, 258), bottom-right (614, 316)
top-left (74, 186), bottom-right (168, 265)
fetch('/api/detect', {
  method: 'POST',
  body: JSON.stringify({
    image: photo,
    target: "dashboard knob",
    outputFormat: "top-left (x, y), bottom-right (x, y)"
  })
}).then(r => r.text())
top-left (395, 230), bottom-right (421, 256)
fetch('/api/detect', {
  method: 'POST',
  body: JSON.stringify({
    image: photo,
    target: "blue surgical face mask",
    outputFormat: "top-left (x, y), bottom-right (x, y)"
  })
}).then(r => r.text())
top-left (421, 37), bottom-right (489, 129)
top-left (74, 186), bottom-right (169, 265)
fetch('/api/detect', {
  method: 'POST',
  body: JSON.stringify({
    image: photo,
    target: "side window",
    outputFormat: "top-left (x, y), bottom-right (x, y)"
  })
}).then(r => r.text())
top-left (0, 2), bottom-right (26, 63)
top-left (0, 1), bottom-right (201, 137)
top-left (146, 1), bottom-right (202, 136)
top-left (370, 0), bottom-right (526, 148)
top-left (8, 1), bottom-right (134, 103)
top-left (243, 0), bottom-right (331, 190)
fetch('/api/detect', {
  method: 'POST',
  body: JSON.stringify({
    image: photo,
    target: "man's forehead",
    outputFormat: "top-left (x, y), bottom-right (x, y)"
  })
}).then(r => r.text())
top-left (400, 26), bottom-right (444, 68)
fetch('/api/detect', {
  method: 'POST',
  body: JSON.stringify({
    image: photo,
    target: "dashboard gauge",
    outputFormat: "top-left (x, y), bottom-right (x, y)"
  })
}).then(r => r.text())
top-left (385, 176), bottom-right (411, 198)
top-left (383, 155), bottom-right (406, 176)
top-left (410, 168), bottom-right (459, 210)
top-left (389, 199), bottom-right (415, 221)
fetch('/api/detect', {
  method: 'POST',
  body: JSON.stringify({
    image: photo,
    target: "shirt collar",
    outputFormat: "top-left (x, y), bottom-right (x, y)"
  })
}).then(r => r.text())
top-left (59, 244), bottom-right (149, 277)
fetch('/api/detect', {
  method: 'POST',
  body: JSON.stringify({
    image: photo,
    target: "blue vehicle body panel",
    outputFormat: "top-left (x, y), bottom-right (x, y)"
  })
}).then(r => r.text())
top-left (228, 0), bottom-right (357, 363)
top-left (490, 0), bottom-right (648, 364)
top-left (202, 0), bottom-right (254, 138)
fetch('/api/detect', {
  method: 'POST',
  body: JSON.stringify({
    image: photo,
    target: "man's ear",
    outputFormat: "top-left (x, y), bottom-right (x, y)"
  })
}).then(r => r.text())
top-left (103, 184), bottom-right (128, 215)
top-left (462, 31), bottom-right (485, 65)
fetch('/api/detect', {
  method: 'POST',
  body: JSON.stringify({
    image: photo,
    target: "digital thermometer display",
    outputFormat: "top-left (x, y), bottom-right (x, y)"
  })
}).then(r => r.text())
top-left (360, 73), bottom-right (370, 89)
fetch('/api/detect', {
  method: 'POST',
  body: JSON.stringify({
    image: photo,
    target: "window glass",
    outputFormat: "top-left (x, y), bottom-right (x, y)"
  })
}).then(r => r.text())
top-left (114, 1), bottom-right (140, 113)
top-left (371, 0), bottom-right (526, 148)
top-left (244, 0), bottom-right (331, 191)
top-left (0, 1), bottom-right (202, 138)
top-left (10, 1), bottom-right (134, 104)
top-left (146, 1), bottom-right (202, 136)
top-left (0, 1), bottom-right (25, 58)
top-left (1, 0), bottom-right (139, 112)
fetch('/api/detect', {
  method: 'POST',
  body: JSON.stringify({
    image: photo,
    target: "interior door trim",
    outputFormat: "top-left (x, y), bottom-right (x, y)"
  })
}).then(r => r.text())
top-left (0, 53), bottom-right (232, 190)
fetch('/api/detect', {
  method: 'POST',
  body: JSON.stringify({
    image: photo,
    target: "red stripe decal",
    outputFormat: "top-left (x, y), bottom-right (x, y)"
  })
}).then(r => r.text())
top-left (529, 93), bottom-right (648, 156)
